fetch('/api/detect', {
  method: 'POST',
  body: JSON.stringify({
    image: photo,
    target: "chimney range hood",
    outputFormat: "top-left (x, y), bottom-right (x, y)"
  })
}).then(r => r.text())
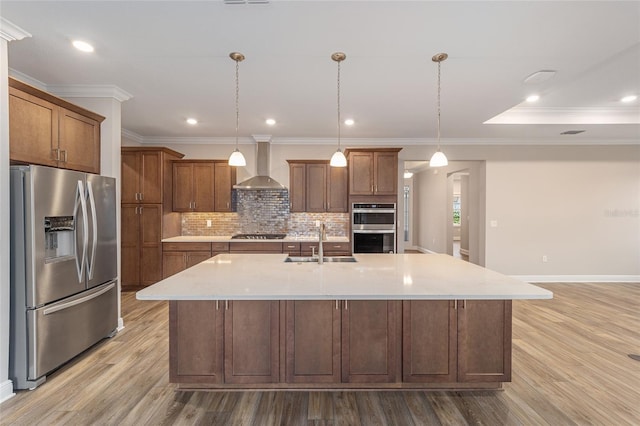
top-left (233, 141), bottom-right (286, 190)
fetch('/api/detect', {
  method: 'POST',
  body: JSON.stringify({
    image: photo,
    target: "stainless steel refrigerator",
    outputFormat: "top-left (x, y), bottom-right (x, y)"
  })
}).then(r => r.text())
top-left (10, 165), bottom-right (118, 389)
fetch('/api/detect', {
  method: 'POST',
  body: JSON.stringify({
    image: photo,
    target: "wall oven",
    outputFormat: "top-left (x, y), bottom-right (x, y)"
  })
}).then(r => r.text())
top-left (352, 203), bottom-right (396, 253)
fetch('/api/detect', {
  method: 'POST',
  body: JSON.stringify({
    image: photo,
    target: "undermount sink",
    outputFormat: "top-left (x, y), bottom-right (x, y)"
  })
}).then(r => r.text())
top-left (285, 256), bottom-right (357, 263)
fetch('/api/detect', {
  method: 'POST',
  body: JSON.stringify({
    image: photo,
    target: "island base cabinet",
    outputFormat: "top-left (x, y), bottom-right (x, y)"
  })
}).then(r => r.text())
top-left (170, 301), bottom-right (224, 384)
top-left (224, 301), bottom-right (280, 384)
top-left (285, 300), bottom-right (341, 383)
top-left (458, 300), bottom-right (512, 383)
top-left (342, 300), bottom-right (400, 383)
top-left (403, 300), bottom-right (511, 383)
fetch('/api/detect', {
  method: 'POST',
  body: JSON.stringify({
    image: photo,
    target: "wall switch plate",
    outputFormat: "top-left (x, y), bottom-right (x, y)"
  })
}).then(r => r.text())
top-left (490, 220), bottom-right (498, 228)
top-left (206, 220), bottom-right (212, 227)
top-left (542, 255), bottom-right (548, 262)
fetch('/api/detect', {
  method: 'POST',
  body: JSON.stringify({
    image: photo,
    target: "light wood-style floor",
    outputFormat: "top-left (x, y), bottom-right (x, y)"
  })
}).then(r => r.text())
top-left (1, 283), bottom-right (639, 425)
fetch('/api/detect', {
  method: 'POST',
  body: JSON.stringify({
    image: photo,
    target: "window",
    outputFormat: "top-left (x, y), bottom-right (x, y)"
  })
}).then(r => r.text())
top-left (453, 195), bottom-right (461, 225)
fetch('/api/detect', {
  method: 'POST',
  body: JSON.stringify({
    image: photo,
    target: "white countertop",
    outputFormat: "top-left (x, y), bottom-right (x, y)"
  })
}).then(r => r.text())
top-left (162, 236), bottom-right (350, 243)
top-left (136, 253), bottom-right (553, 301)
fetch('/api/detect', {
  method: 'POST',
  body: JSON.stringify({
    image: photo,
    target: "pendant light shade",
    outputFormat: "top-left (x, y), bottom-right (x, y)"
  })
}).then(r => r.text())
top-left (430, 52), bottom-right (448, 168)
top-left (228, 52), bottom-right (246, 167)
top-left (330, 52), bottom-right (347, 167)
top-left (330, 149), bottom-right (347, 167)
top-left (429, 150), bottom-right (448, 167)
top-left (228, 148), bottom-right (246, 167)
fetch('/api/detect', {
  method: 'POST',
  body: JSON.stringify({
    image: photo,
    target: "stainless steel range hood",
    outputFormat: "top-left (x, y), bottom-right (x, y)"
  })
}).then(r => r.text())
top-left (233, 141), bottom-right (286, 190)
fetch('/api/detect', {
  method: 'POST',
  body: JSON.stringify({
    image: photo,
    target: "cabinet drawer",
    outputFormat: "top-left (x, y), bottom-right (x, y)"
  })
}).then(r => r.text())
top-left (283, 242), bottom-right (301, 255)
top-left (163, 242), bottom-right (212, 252)
top-left (211, 242), bottom-right (230, 252)
top-left (324, 242), bottom-right (350, 253)
top-left (229, 242), bottom-right (283, 253)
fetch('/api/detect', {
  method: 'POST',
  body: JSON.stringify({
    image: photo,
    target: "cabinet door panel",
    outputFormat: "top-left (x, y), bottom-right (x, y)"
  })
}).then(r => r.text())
top-left (342, 300), bottom-right (399, 383)
top-left (193, 163), bottom-right (215, 211)
top-left (349, 152), bottom-right (374, 195)
top-left (121, 151), bottom-right (141, 203)
top-left (289, 163), bottom-right (306, 212)
top-left (170, 301), bottom-right (224, 383)
top-left (458, 300), bottom-right (512, 382)
top-left (9, 88), bottom-right (58, 167)
top-left (306, 164), bottom-right (327, 212)
top-left (286, 300), bottom-right (340, 383)
top-left (172, 162), bottom-right (193, 211)
top-left (120, 205), bottom-right (140, 287)
top-left (402, 300), bottom-right (457, 382)
top-left (373, 152), bottom-right (397, 195)
top-left (140, 151), bottom-right (162, 203)
top-left (140, 205), bottom-right (162, 285)
top-left (186, 252), bottom-right (212, 268)
top-left (163, 252), bottom-right (186, 279)
top-left (327, 165), bottom-right (348, 212)
top-left (214, 163), bottom-right (235, 212)
top-left (58, 108), bottom-right (100, 173)
top-left (225, 300), bottom-right (280, 384)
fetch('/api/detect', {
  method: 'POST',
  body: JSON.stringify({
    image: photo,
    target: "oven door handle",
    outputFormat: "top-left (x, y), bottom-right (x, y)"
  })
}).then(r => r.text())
top-left (353, 229), bottom-right (396, 234)
top-left (353, 209), bottom-right (396, 213)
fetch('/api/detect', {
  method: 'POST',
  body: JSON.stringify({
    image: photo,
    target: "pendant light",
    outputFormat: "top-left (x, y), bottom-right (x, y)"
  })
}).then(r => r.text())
top-left (228, 52), bottom-right (247, 167)
top-left (429, 52), bottom-right (448, 168)
top-left (330, 52), bottom-right (348, 167)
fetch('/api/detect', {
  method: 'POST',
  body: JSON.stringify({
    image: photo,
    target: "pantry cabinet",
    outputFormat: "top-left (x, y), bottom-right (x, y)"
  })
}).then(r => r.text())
top-left (121, 147), bottom-right (184, 290)
top-left (9, 78), bottom-right (104, 174)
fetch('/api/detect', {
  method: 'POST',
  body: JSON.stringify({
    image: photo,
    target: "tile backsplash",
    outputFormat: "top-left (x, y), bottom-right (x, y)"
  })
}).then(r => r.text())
top-left (181, 189), bottom-right (349, 237)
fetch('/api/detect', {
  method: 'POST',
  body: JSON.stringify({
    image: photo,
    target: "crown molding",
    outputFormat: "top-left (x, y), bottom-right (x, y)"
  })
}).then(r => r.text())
top-left (48, 84), bottom-right (133, 102)
top-left (8, 69), bottom-right (47, 90)
top-left (121, 128), bottom-right (145, 144)
top-left (0, 18), bottom-right (31, 42)
top-left (119, 131), bottom-right (640, 147)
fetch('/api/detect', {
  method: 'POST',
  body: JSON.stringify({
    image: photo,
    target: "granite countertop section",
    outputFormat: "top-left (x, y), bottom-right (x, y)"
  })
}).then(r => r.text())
top-left (162, 236), bottom-right (350, 243)
top-left (137, 253), bottom-right (553, 301)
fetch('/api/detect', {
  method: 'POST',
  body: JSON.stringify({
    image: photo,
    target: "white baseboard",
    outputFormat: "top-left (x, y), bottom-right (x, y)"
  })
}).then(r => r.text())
top-left (416, 246), bottom-right (438, 254)
top-left (0, 379), bottom-right (15, 404)
top-left (459, 248), bottom-right (469, 256)
top-left (117, 317), bottom-right (125, 332)
top-left (511, 275), bottom-right (640, 283)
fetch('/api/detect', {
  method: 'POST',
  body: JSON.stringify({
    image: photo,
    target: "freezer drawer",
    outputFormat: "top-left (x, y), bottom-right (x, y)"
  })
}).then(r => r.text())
top-left (27, 281), bottom-right (117, 381)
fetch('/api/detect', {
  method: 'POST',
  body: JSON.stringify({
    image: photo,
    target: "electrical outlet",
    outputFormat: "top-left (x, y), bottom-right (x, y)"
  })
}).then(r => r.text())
top-left (206, 220), bottom-right (212, 227)
top-left (542, 255), bottom-right (548, 263)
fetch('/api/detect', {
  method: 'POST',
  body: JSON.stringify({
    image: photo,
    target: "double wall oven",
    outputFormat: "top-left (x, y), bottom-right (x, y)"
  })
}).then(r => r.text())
top-left (352, 203), bottom-right (396, 253)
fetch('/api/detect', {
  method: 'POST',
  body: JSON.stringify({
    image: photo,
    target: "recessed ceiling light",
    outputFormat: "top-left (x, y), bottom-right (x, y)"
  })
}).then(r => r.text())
top-left (526, 94), bottom-right (540, 103)
top-left (344, 119), bottom-right (354, 126)
top-left (186, 118), bottom-right (198, 125)
top-left (265, 118), bottom-right (276, 126)
top-left (621, 95), bottom-right (637, 103)
top-left (72, 40), bottom-right (94, 53)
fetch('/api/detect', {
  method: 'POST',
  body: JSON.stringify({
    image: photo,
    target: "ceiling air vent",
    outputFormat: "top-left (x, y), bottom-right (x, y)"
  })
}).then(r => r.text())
top-left (560, 130), bottom-right (586, 135)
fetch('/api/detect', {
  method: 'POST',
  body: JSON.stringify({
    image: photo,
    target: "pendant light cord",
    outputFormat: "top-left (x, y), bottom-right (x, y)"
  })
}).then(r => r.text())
top-left (436, 60), bottom-right (441, 149)
top-left (235, 58), bottom-right (240, 149)
top-left (337, 59), bottom-right (341, 150)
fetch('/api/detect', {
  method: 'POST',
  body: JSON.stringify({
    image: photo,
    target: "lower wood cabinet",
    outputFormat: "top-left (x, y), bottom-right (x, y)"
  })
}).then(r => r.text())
top-left (121, 204), bottom-right (162, 290)
top-left (162, 242), bottom-right (212, 279)
top-left (403, 300), bottom-right (511, 383)
top-left (168, 298), bottom-right (511, 388)
top-left (341, 300), bottom-right (400, 383)
top-left (285, 300), bottom-right (341, 383)
top-left (224, 301), bottom-right (280, 384)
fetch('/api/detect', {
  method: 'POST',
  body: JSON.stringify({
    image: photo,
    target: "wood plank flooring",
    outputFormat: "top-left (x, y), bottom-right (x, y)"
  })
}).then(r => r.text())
top-left (1, 283), bottom-right (639, 425)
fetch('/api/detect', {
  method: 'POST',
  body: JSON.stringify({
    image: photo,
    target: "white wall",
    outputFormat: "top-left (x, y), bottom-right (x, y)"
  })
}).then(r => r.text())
top-left (485, 161), bottom-right (640, 279)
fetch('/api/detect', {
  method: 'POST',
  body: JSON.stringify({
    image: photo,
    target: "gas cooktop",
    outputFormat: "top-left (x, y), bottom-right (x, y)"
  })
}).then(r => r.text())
top-left (231, 233), bottom-right (287, 240)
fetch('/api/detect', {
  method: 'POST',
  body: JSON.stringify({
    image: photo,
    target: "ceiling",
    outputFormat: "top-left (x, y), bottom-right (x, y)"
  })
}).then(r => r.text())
top-left (2, 1), bottom-right (639, 145)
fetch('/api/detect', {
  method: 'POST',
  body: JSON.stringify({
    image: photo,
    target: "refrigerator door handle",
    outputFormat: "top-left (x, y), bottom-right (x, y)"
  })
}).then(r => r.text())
top-left (86, 181), bottom-right (98, 279)
top-left (74, 180), bottom-right (88, 282)
top-left (42, 282), bottom-right (116, 315)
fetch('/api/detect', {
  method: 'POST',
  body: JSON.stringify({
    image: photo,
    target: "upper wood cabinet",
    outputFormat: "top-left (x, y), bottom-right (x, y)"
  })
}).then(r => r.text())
top-left (9, 78), bottom-right (104, 174)
top-left (122, 147), bottom-right (183, 204)
top-left (287, 160), bottom-right (348, 213)
top-left (345, 148), bottom-right (401, 196)
top-left (172, 160), bottom-right (236, 212)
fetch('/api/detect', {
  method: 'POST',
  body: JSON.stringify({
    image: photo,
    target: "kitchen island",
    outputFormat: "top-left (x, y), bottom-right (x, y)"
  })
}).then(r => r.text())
top-left (137, 253), bottom-right (552, 390)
